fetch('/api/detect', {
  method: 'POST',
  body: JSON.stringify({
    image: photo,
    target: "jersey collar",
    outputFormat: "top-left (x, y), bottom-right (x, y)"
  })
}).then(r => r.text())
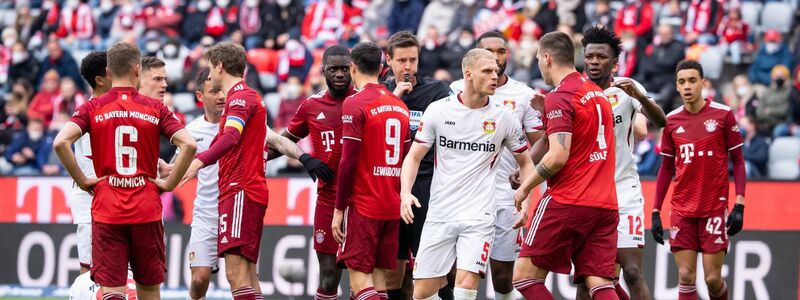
top-left (457, 92), bottom-right (489, 108)
top-left (226, 80), bottom-right (247, 96)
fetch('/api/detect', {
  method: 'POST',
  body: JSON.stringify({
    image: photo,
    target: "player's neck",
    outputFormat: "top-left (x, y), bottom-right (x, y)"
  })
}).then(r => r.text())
top-left (111, 77), bottom-right (138, 89)
top-left (353, 74), bottom-right (379, 90)
top-left (549, 66), bottom-right (577, 87)
top-left (205, 112), bottom-right (221, 124)
top-left (684, 98), bottom-right (706, 114)
top-left (497, 73), bottom-right (508, 87)
top-left (460, 89), bottom-right (488, 109)
top-left (220, 74), bottom-right (244, 95)
top-left (594, 75), bottom-right (613, 90)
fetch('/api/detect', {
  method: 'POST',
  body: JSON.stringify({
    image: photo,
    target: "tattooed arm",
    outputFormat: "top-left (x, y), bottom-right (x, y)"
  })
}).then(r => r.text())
top-left (514, 132), bottom-right (572, 210)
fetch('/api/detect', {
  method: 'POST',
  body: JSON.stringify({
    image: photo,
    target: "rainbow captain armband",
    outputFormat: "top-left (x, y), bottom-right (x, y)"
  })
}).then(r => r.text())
top-left (225, 116), bottom-right (245, 133)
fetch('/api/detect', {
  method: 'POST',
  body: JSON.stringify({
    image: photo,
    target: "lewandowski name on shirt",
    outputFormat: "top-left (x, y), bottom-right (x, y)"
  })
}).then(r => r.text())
top-left (94, 110), bottom-right (160, 125)
top-left (373, 166), bottom-right (402, 177)
top-left (370, 105), bottom-right (409, 116)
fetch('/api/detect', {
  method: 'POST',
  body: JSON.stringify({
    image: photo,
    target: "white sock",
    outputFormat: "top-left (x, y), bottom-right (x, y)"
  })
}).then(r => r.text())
top-left (453, 287), bottom-right (478, 300)
top-left (494, 291), bottom-right (515, 300)
top-left (415, 294), bottom-right (441, 300)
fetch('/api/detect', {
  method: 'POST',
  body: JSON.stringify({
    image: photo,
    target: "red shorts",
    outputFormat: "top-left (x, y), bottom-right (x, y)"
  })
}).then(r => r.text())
top-left (669, 208), bottom-right (729, 254)
top-left (218, 190), bottom-right (267, 263)
top-left (520, 196), bottom-right (618, 283)
top-left (313, 203), bottom-right (338, 255)
top-left (91, 221), bottom-right (165, 287)
top-left (337, 206), bottom-right (399, 273)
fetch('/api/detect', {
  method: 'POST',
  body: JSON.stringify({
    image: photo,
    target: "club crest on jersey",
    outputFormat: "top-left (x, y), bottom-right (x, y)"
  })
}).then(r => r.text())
top-left (606, 93), bottom-right (619, 107)
top-left (704, 119), bottom-right (718, 132)
top-left (189, 251), bottom-right (195, 262)
top-left (417, 121), bottom-right (424, 132)
top-left (483, 121), bottom-right (496, 133)
top-left (503, 100), bottom-right (516, 111)
top-left (670, 227), bottom-right (680, 240)
top-left (315, 229), bottom-right (325, 244)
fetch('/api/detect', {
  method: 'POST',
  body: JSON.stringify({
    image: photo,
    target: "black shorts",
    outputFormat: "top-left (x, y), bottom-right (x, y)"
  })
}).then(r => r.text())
top-left (398, 176), bottom-right (432, 260)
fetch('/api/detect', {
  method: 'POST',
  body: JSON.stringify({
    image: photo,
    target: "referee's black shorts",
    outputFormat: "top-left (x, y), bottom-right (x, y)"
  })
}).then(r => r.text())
top-left (397, 176), bottom-right (432, 260)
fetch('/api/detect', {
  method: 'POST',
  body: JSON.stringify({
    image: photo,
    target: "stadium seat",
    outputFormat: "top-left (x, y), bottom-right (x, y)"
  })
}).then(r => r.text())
top-left (740, 2), bottom-right (762, 35)
top-left (172, 93), bottom-right (197, 113)
top-left (698, 46), bottom-right (724, 80)
top-left (760, 2), bottom-right (793, 33)
top-left (768, 137), bottom-right (800, 179)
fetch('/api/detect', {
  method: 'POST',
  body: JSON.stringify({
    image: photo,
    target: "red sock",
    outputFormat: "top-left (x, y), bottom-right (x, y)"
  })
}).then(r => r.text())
top-left (102, 292), bottom-right (125, 300)
top-left (232, 286), bottom-right (257, 300)
top-left (613, 279), bottom-right (630, 300)
top-left (678, 284), bottom-right (698, 300)
top-left (377, 290), bottom-right (388, 300)
top-left (255, 294), bottom-right (263, 300)
top-left (355, 287), bottom-right (380, 300)
top-left (315, 288), bottom-right (338, 300)
top-left (709, 281), bottom-right (728, 300)
top-left (513, 279), bottom-right (554, 300)
top-left (590, 284), bottom-right (619, 300)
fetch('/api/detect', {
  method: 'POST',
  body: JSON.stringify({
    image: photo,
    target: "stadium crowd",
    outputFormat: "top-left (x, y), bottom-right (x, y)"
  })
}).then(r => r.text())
top-left (0, 0), bottom-right (799, 182)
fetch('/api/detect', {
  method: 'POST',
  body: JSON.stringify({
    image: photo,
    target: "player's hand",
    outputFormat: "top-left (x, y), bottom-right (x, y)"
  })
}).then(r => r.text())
top-left (179, 159), bottom-right (204, 186)
top-left (529, 93), bottom-right (545, 113)
top-left (393, 82), bottom-right (413, 97)
top-left (149, 177), bottom-right (174, 192)
top-left (651, 211), bottom-right (665, 245)
top-left (332, 208), bottom-right (345, 244)
top-left (612, 78), bottom-right (647, 102)
top-left (513, 189), bottom-right (530, 212)
top-left (78, 176), bottom-right (106, 196)
top-left (726, 203), bottom-right (745, 236)
top-left (513, 198), bottom-right (529, 229)
top-left (299, 153), bottom-right (334, 182)
top-left (509, 169), bottom-right (521, 190)
top-left (158, 158), bottom-right (173, 179)
top-left (400, 192), bottom-right (421, 224)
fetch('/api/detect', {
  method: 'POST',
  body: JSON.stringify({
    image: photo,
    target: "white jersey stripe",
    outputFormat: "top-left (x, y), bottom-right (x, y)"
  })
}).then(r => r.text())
top-left (341, 207), bottom-right (349, 250)
top-left (525, 195), bottom-right (552, 245)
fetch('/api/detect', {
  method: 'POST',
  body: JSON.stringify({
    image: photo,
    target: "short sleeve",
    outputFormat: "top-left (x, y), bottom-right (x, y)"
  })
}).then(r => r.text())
top-left (69, 102), bottom-right (93, 135)
top-left (725, 111), bottom-right (744, 151)
top-left (503, 113), bottom-right (529, 153)
top-left (222, 97), bottom-right (255, 134)
top-left (660, 124), bottom-right (675, 157)
top-left (629, 80), bottom-right (652, 112)
top-left (543, 92), bottom-right (575, 135)
top-left (159, 103), bottom-right (185, 141)
top-left (413, 104), bottom-right (437, 148)
top-left (342, 101), bottom-right (365, 141)
top-left (286, 100), bottom-right (309, 139)
top-left (522, 98), bottom-right (544, 132)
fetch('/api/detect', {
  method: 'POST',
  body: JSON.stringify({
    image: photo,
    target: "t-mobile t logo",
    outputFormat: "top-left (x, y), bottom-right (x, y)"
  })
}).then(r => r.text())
top-left (679, 143), bottom-right (695, 163)
top-left (321, 131), bottom-right (335, 152)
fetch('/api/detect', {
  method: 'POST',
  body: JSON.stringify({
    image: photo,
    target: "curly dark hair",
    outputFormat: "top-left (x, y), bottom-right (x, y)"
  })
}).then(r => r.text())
top-left (581, 26), bottom-right (623, 59)
top-left (80, 51), bottom-right (107, 89)
top-left (675, 60), bottom-right (704, 78)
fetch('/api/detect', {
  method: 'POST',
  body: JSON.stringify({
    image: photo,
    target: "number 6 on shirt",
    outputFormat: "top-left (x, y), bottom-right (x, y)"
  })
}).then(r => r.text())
top-left (115, 125), bottom-right (138, 175)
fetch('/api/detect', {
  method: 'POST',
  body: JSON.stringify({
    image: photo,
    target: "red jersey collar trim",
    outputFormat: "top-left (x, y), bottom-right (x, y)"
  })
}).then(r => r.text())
top-left (109, 87), bottom-right (137, 93)
top-left (457, 92), bottom-right (490, 108)
top-left (557, 72), bottom-right (582, 87)
top-left (327, 86), bottom-right (356, 100)
top-left (227, 80), bottom-right (247, 96)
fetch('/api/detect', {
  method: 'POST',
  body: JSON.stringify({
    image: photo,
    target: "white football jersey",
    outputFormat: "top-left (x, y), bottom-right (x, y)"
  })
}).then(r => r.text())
top-left (450, 78), bottom-right (542, 206)
top-left (182, 117), bottom-right (220, 228)
top-left (605, 77), bottom-right (651, 207)
top-left (69, 102), bottom-right (96, 224)
top-left (415, 95), bottom-right (528, 222)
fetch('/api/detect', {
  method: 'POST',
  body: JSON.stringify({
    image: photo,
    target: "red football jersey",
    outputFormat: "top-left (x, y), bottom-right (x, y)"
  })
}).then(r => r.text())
top-left (542, 72), bottom-right (617, 210)
top-left (286, 88), bottom-right (356, 207)
top-left (69, 87), bottom-right (184, 224)
top-left (341, 83), bottom-right (411, 220)
top-left (660, 100), bottom-right (743, 218)
top-left (216, 81), bottom-right (269, 205)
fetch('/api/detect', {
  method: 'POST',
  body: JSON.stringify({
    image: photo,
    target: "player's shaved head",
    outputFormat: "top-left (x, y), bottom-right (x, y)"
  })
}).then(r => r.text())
top-left (323, 45), bottom-right (350, 65)
top-left (462, 48), bottom-right (496, 74)
top-left (107, 42), bottom-right (141, 78)
top-left (476, 31), bottom-right (507, 47)
top-left (205, 42), bottom-right (247, 77)
top-left (538, 31), bottom-right (575, 66)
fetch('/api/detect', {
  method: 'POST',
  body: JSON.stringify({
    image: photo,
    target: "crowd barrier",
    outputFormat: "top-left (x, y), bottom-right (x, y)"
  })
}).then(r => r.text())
top-left (0, 177), bottom-right (797, 299)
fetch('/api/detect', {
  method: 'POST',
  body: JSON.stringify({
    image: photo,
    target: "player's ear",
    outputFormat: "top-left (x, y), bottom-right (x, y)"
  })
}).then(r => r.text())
top-left (195, 90), bottom-right (203, 102)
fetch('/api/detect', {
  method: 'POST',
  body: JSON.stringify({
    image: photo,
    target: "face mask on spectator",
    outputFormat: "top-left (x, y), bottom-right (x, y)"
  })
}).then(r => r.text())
top-left (459, 37), bottom-right (473, 48)
top-left (424, 40), bottom-right (436, 51)
top-left (162, 0), bottom-right (177, 8)
top-left (622, 40), bottom-right (635, 51)
top-left (765, 42), bottom-right (780, 54)
top-left (282, 83), bottom-right (301, 100)
top-left (122, 4), bottom-right (135, 14)
top-left (216, 0), bottom-right (230, 7)
top-left (146, 41), bottom-right (161, 53)
top-left (66, 0), bottom-right (80, 9)
top-left (197, 0), bottom-right (212, 11)
top-left (736, 86), bottom-right (749, 97)
top-left (245, 0), bottom-right (258, 6)
top-left (100, 1), bottom-right (114, 12)
top-left (462, 0), bottom-right (476, 6)
top-left (163, 44), bottom-right (178, 57)
top-left (3, 37), bottom-right (16, 47)
top-left (775, 78), bottom-right (786, 88)
top-left (42, 1), bottom-right (54, 9)
top-left (11, 51), bottom-right (27, 64)
top-left (28, 130), bottom-right (43, 141)
top-left (277, 0), bottom-right (290, 7)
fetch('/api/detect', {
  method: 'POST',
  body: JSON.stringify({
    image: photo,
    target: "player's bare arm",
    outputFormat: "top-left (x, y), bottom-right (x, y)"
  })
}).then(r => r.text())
top-left (399, 142), bottom-right (429, 224)
top-left (54, 123), bottom-right (106, 194)
top-left (633, 114), bottom-right (648, 141)
top-left (612, 78), bottom-right (666, 127)
top-left (267, 130), bottom-right (302, 160)
top-left (152, 129), bottom-right (196, 192)
top-left (512, 149), bottom-right (534, 229)
top-left (332, 137), bottom-right (362, 244)
top-left (266, 127), bottom-right (304, 159)
top-left (266, 127), bottom-right (334, 182)
top-left (514, 132), bottom-right (572, 211)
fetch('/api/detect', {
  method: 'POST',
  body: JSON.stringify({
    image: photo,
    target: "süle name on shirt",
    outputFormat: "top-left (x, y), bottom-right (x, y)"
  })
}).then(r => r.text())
top-left (94, 110), bottom-right (159, 125)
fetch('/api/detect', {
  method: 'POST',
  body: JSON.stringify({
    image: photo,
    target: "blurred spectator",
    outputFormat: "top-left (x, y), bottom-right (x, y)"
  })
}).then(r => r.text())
top-left (655, 0), bottom-right (683, 37)
top-left (159, 39), bottom-right (190, 91)
top-left (36, 38), bottom-right (86, 93)
top-left (273, 76), bottom-right (305, 129)
top-left (703, 80), bottom-right (722, 104)
top-left (55, 0), bottom-right (96, 50)
top-left (361, 0), bottom-right (393, 40)
top-left (584, 0), bottom-right (614, 32)
top-left (749, 30), bottom-right (794, 86)
top-left (739, 116), bottom-right (769, 178)
top-left (143, 0), bottom-right (183, 37)
top-left (683, 0), bottom-right (723, 45)
top-left (418, 26), bottom-right (446, 78)
top-left (442, 28), bottom-right (474, 80)
top-left (158, 92), bottom-right (184, 161)
top-left (237, 0), bottom-right (268, 49)
top-left (0, 92), bottom-right (29, 159)
top-left (639, 24), bottom-right (684, 109)
top-left (388, 0), bottom-right (425, 35)
top-left (111, 0), bottom-right (145, 44)
top-left (774, 66), bottom-right (800, 138)
top-left (533, 0), bottom-right (560, 36)
top-left (13, 3), bottom-right (39, 46)
top-left (557, 0), bottom-right (586, 33)
top-left (28, 69), bottom-right (61, 126)
top-left (635, 131), bottom-right (659, 176)
top-left (1, 27), bottom-right (17, 87)
top-left (301, 0), bottom-right (359, 48)
top-left (614, 0), bottom-right (654, 47)
top-left (616, 30), bottom-right (639, 78)
top-left (52, 78), bottom-right (86, 122)
top-left (727, 74), bottom-right (758, 119)
top-left (262, 0), bottom-right (304, 49)
top-left (448, 0), bottom-right (481, 39)
top-left (277, 39), bottom-right (313, 82)
top-left (4, 118), bottom-right (54, 176)
top-left (8, 42), bottom-right (39, 87)
top-left (142, 31), bottom-right (163, 57)
top-left (96, 0), bottom-right (119, 48)
top-left (180, 0), bottom-right (212, 47)
top-left (215, 0), bottom-right (241, 34)
top-left (756, 65), bottom-right (791, 136)
top-left (417, 0), bottom-right (459, 42)
top-left (717, 5), bottom-right (750, 65)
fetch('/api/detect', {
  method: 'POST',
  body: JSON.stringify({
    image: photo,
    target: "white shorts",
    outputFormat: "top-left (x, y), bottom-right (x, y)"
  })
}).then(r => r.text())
top-left (76, 223), bottom-right (92, 268)
top-left (68, 186), bottom-right (92, 224)
top-left (616, 183), bottom-right (645, 249)
top-left (491, 205), bottom-right (522, 262)
top-left (187, 226), bottom-right (219, 269)
top-left (413, 219), bottom-right (494, 279)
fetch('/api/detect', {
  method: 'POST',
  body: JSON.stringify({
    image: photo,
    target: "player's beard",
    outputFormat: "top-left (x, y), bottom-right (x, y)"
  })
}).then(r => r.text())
top-left (497, 62), bottom-right (507, 76)
top-left (327, 77), bottom-right (350, 99)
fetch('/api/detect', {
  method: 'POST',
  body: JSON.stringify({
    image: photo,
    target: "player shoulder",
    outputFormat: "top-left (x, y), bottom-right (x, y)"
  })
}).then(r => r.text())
top-left (449, 79), bottom-right (465, 92)
top-left (666, 106), bottom-right (685, 118)
top-left (708, 101), bottom-right (732, 112)
top-left (506, 77), bottom-right (534, 91)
